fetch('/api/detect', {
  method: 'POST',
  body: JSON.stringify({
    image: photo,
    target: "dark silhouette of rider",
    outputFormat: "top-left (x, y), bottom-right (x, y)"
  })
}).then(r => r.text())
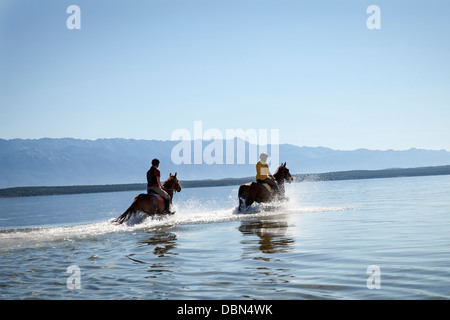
top-left (147, 158), bottom-right (173, 214)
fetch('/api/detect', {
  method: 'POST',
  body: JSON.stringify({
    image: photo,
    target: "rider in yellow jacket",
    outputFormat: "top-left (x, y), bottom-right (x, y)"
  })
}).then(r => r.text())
top-left (256, 153), bottom-right (278, 191)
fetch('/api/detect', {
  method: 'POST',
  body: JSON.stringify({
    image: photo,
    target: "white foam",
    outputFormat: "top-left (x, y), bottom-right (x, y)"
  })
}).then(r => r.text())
top-left (0, 195), bottom-right (357, 249)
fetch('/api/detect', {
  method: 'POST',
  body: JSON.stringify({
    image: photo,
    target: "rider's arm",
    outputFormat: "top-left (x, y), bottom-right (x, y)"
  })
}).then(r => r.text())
top-left (157, 176), bottom-right (163, 189)
top-left (267, 168), bottom-right (274, 179)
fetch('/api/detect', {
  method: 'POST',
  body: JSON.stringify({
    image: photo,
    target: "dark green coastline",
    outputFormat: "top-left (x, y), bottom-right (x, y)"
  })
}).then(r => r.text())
top-left (1, 165), bottom-right (450, 198)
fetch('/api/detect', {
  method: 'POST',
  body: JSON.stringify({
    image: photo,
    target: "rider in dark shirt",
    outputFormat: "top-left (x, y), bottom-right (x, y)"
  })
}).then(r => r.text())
top-left (147, 158), bottom-right (173, 213)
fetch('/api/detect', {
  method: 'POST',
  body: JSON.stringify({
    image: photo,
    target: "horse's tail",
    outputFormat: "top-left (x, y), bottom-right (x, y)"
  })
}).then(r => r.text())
top-left (112, 198), bottom-right (138, 224)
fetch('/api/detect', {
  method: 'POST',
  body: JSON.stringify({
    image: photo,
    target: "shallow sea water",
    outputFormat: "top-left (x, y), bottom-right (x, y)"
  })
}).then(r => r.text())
top-left (1, 175), bottom-right (450, 299)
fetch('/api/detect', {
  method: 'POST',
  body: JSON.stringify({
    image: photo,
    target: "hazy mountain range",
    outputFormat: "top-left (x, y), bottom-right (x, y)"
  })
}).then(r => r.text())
top-left (1, 138), bottom-right (450, 188)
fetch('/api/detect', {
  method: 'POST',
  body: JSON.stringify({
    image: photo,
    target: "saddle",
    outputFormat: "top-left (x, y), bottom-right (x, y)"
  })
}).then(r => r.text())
top-left (147, 191), bottom-right (165, 207)
top-left (255, 181), bottom-right (273, 193)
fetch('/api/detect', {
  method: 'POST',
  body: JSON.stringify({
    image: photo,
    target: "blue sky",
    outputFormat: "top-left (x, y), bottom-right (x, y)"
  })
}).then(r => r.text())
top-left (1, 0), bottom-right (449, 150)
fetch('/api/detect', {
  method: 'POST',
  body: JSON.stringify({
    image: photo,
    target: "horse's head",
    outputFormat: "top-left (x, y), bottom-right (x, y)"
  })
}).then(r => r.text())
top-left (165, 172), bottom-right (182, 193)
top-left (274, 162), bottom-right (293, 183)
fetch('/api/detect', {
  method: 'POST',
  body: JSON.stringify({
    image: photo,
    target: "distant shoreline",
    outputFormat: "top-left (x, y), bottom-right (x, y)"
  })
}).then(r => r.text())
top-left (1, 165), bottom-right (450, 198)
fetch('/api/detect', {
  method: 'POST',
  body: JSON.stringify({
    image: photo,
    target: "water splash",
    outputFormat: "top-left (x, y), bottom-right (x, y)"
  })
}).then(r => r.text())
top-left (0, 184), bottom-right (357, 249)
top-left (1, 208), bottom-right (355, 250)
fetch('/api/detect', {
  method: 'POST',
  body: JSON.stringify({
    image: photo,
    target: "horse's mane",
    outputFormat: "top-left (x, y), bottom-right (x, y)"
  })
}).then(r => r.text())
top-left (163, 173), bottom-right (179, 190)
top-left (273, 163), bottom-right (286, 174)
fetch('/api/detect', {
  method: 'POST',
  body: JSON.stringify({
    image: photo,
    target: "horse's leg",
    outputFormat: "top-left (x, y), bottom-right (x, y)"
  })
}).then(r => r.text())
top-left (238, 196), bottom-right (246, 212)
top-left (244, 198), bottom-right (255, 209)
top-left (238, 185), bottom-right (250, 212)
top-left (239, 186), bottom-right (258, 212)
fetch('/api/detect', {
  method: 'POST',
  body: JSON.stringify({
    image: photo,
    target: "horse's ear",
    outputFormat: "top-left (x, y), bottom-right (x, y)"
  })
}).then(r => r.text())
top-left (170, 173), bottom-right (173, 176)
top-left (174, 172), bottom-right (177, 177)
top-left (284, 162), bottom-right (286, 167)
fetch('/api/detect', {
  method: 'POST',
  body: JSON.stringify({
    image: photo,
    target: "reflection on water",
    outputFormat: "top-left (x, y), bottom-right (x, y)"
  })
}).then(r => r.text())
top-left (140, 231), bottom-right (178, 257)
top-left (122, 230), bottom-right (179, 280)
top-left (239, 215), bottom-right (295, 254)
top-left (238, 215), bottom-right (297, 293)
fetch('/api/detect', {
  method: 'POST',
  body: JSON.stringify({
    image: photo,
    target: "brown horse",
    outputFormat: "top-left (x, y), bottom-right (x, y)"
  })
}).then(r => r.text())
top-left (113, 173), bottom-right (182, 224)
top-left (238, 162), bottom-right (293, 212)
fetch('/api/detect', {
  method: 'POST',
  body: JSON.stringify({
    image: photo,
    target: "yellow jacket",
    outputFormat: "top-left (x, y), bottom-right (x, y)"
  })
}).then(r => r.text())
top-left (256, 161), bottom-right (270, 180)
